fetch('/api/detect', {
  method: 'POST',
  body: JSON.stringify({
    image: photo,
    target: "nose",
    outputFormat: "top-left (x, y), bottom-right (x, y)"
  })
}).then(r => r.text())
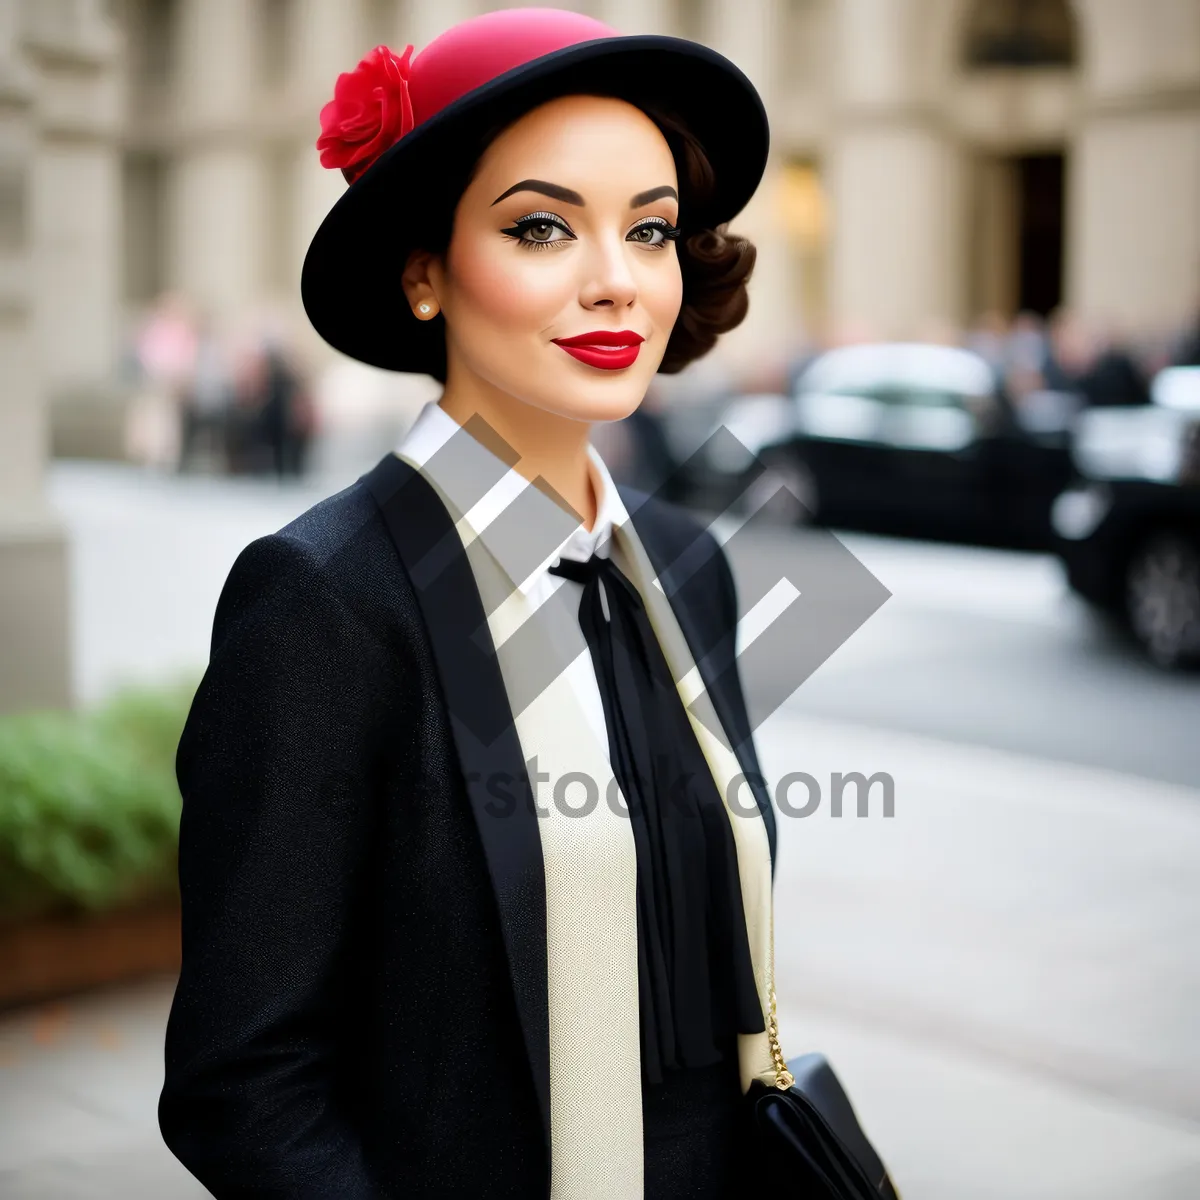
top-left (578, 233), bottom-right (638, 311)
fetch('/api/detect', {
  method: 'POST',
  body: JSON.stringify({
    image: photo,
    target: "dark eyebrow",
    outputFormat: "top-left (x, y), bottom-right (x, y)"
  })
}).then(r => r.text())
top-left (630, 185), bottom-right (678, 208)
top-left (489, 181), bottom-right (680, 208)
top-left (491, 179), bottom-right (585, 207)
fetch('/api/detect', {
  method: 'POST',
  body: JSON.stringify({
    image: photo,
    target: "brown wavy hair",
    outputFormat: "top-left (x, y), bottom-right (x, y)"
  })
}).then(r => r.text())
top-left (414, 96), bottom-right (757, 382)
top-left (638, 104), bottom-right (757, 373)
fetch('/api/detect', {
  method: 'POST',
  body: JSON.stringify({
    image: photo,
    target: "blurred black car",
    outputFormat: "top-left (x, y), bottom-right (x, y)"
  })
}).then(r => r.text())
top-left (1052, 366), bottom-right (1200, 668)
top-left (710, 343), bottom-right (1081, 548)
top-left (616, 362), bottom-right (739, 505)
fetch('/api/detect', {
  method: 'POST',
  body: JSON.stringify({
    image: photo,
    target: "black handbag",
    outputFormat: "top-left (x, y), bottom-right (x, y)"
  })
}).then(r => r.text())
top-left (742, 905), bottom-right (901, 1199)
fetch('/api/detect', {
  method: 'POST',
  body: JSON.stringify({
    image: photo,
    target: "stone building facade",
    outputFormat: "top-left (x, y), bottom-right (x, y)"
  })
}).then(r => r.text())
top-left (104, 0), bottom-right (1200, 369)
top-left (1, 0), bottom-right (121, 711)
top-left (2, 0), bottom-right (1197, 710)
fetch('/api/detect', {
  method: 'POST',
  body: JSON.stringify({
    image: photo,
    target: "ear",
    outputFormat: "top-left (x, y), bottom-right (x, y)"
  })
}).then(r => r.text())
top-left (401, 249), bottom-right (444, 319)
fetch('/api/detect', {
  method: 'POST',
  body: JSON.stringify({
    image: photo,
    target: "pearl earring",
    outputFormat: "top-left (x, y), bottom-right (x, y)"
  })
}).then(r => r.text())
top-left (418, 302), bottom-right (433, 316)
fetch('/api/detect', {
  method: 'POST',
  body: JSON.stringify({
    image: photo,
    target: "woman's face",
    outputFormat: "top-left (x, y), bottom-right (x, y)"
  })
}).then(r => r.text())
top-left (411, 93), bottom-right (684, 424)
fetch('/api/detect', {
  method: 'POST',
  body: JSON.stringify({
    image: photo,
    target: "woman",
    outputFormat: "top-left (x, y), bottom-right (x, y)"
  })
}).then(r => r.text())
top-left (158, 9), bottom-right (780, 1199)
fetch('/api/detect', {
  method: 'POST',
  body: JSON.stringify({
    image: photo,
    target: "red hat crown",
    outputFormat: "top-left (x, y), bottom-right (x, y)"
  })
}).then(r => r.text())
top-left (317, 8), bottom-right (620, 184)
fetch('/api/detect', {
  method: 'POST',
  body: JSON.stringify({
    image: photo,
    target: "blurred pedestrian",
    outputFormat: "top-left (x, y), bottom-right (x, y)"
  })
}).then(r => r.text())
top-left (136, 290), bottom-right (198, 390)
top-left (1041, 308), bottom-right (1094, 394)
top-left (1006, 310), bottom-right (1049, 372)
top-left (1076, 321), bottom-right (1151, 407)
top-left (965, 310), bottom-right (1009, 372)
top-left (125, 291), bottom-right (198, 469)
top-left (177, 314), bottom-right (233, 473)
top-left (255, 334), bottom-right (310, 480)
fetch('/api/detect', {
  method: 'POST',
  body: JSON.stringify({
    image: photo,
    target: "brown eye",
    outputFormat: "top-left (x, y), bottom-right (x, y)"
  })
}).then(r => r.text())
top-left (627, 219), bottom-right (679, 247)
top-left (500, 212), bottom-right (575, 249)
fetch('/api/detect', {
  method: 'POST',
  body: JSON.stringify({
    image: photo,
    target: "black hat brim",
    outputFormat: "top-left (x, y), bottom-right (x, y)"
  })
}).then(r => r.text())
top-left (300, 35), bottom-right (770, 374)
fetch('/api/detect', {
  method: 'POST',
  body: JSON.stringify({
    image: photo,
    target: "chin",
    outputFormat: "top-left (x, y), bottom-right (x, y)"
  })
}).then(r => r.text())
top-left (537, 364), bottom-right (660, 425)
top-left (559, 387), bottom-right (645, 424)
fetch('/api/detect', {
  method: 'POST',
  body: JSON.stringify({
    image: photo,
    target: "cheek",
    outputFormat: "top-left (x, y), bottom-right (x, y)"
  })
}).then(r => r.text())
top-left (446, 240), bottom-right (566, 336)
top-left (644, 256), bottom-right (684, 335)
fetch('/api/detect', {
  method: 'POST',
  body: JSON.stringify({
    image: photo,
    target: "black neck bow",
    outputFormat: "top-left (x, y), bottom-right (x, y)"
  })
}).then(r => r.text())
top-left (548, 551), bottom-right (765, 1084)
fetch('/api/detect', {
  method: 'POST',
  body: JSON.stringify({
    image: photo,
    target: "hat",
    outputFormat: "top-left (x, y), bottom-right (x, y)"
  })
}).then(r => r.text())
top-left (300, 7), bottom-right (770, 375)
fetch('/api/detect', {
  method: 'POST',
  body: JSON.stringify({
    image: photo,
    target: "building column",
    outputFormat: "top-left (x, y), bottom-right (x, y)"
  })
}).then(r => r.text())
top-left (827, 0), bottom-right (967, 337)
top-left (290, 0), bottom-right (378, 353)
top-left (598, 0), bottom-right (672, 35)
top-left (1067, 0), bottom-right (1200, 332)
top-left (291, 0), bottom-right (367, 309)
top-left (167, 0), bottom-right (267, 321)
top-left (703, 0), bottom-right (794, 374)
top-left (25, 0), bottom-right (122, 408)
top-left (0, 2), bottom-right (118, 711)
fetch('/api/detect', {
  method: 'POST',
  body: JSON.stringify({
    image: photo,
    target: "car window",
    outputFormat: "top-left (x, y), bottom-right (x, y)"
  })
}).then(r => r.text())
top-left (796, 387), bottom-right (985, 450)
top-left (839, 385), bottom-right (970, 409)
top-left (798, 344), bottom-right (997, 399)
top-left (849, 384), bottom-right (1008, 433)
top-left (794, 346), bottom-right (1010, 447)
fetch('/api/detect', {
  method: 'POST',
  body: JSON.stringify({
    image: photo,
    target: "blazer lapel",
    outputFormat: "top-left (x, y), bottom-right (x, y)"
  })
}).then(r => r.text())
top-left (611, 501), bottom-right (779, 1094)
top-left (361, 451), bottom-right (552, 1166)
top-left (620, 488), bottom-right (778, 877)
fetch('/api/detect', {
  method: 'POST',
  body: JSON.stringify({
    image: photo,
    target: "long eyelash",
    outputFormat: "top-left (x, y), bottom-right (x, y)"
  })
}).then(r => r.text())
top-left (630, 217), bottom-right (681, 245)
top-left (500, 211), bottom-right (575, 251)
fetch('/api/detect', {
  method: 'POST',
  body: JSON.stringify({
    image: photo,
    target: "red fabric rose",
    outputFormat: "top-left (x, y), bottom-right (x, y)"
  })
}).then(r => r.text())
top-left (316, 44), bottom-right (415, 185)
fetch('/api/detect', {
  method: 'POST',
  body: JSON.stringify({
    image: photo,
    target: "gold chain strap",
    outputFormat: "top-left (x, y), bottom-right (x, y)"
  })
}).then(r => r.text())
top-left (766, 888), bottom-right (795, 1090)
top-left (765, 883), bottom-right (903, 1196)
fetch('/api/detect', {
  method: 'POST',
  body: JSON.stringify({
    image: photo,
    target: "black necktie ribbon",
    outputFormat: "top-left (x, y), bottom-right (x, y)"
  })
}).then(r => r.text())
top-left (548, 551), bottom-right (765, 1085)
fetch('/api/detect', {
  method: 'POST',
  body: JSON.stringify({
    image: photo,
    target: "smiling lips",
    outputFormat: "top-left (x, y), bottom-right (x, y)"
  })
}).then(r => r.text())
top-left (551, 329), bottom-right (645, 370)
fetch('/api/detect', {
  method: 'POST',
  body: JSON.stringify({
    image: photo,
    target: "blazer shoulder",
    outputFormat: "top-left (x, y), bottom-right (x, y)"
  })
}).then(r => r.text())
top-left (618, 485), bottom-right (713, 554)
top-left (217, 479), bottom-right (418, 652)
top-left (271, 478), bottom-right (394, 577)
top-left (618, 485), bottom-right (738, 619)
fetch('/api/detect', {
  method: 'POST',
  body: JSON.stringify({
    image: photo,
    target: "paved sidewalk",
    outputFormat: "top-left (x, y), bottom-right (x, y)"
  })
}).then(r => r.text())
top-left (2, 710), bottom-right (1199, 1198)
top-left (0, 979), bottom-right (206, 1200)
top-left (763, 711), bottom-right (1200, 1200)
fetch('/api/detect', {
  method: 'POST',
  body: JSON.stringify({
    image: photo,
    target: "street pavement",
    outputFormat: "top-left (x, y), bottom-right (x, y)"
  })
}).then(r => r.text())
top-left (721, 517), bottom-right (1200, 790)
top-left (0, 459), bottom-right (1196, 1198)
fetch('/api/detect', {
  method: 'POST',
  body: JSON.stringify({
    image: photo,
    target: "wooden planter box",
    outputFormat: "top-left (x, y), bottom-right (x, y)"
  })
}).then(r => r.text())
top-left (0, 900), bottom-right (181, 1012)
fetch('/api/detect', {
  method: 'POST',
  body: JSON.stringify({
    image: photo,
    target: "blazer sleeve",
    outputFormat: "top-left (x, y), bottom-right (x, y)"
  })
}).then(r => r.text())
top-left (159, 532), bottom-right (396, 1199)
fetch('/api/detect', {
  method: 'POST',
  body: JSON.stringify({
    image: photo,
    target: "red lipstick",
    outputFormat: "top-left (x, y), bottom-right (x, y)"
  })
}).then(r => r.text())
top-left (551, 329), bottom-right (645, 371)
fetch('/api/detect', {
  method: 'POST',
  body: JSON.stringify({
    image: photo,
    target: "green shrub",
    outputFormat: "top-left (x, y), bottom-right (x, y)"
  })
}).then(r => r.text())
top-left (0, 675), bottom-right (198, 925)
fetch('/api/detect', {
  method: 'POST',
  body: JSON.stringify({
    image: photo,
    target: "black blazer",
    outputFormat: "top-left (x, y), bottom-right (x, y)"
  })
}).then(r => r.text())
top-left (159, 450), bottom-right (777, 1199)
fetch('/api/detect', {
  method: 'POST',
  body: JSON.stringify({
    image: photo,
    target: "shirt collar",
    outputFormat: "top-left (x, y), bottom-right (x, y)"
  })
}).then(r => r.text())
top-left (394, 400), bottom-right (629, 597)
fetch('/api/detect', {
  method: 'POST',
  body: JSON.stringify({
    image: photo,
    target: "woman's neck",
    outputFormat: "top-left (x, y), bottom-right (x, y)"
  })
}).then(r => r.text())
top-left (437, 382), bottom-right (599, 532)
